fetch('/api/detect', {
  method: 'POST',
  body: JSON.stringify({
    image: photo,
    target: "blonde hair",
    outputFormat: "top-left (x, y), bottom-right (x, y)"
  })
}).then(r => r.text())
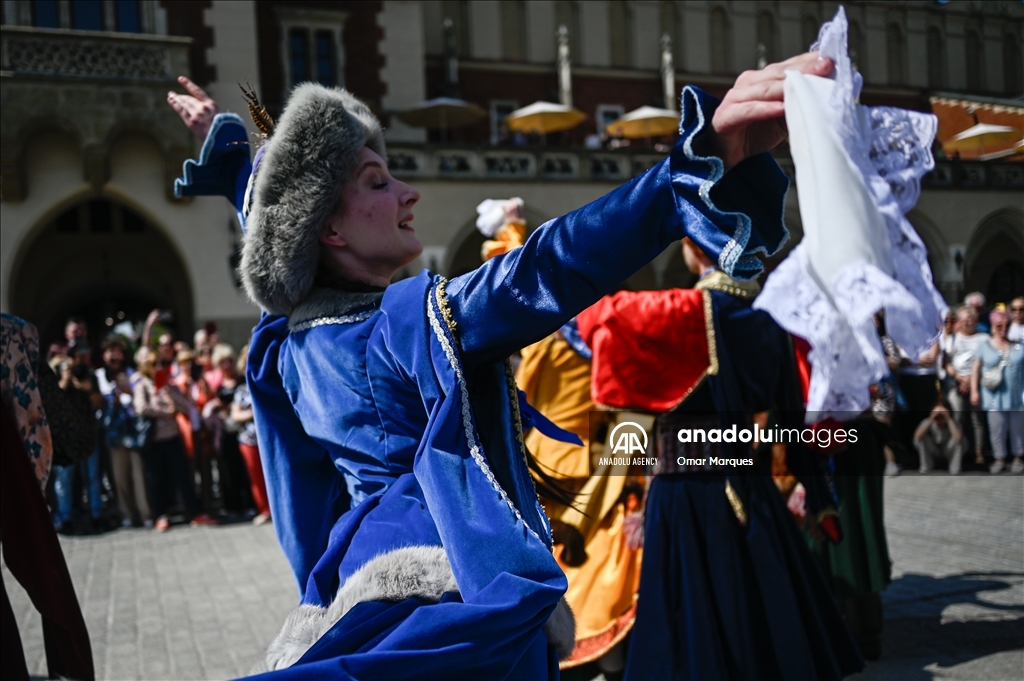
top-left (237, 343), bottom-right (250, 377)
top-left (211, 343), bottom-right (236, 367)
top-left (135, 346), bottom-right (156, 378)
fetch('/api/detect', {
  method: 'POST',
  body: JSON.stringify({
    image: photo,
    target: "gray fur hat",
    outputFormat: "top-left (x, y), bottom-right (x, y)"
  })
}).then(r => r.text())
top-left (241, 84), bottom-right (387, 316)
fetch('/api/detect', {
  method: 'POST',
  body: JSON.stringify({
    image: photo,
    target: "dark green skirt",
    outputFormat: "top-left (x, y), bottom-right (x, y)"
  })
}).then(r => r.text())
top-left (809, 419), bottom-right (892, 599)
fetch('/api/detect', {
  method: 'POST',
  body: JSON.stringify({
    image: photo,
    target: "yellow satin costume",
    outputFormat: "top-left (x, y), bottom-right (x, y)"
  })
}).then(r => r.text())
top-left (517, 333), bottom-right (645, 668)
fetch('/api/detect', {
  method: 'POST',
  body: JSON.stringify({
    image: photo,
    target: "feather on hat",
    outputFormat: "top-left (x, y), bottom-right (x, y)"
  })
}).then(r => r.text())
top-left (241, 84), bottom-right (386, 316)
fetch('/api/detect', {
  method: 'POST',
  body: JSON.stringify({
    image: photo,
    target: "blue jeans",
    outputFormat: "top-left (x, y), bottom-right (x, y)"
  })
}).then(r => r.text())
top-left (53, 448), bottom-right (103, 525)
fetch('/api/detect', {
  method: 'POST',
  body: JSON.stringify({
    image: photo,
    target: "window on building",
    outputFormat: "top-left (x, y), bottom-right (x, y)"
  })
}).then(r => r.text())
top-left (609, 1), bottom-right (632, 68)
top-left (491, 100), bottom-right (519, 145)
top-left (1003, 34), bottom-right (1022, 94)
top-left (849, 20), bottom-right (864, 73)
top-left (116, 0), bottom-right (141, 33)
top-left (555, 1), bottom-right (581, 62)
top-left (801, 16), bottom-right (819, 50)
top-left (757, 11), bottom-right (775, 66)
top-left (315, 31), bottom-right (337, 86)
top-left (887, 24), bottom-right (905, 86)
top-left (278, 8), bottom-right (346, 96)
top-left (501, 1), bottom-right (526, 61)
top-left (289, 29), bottom-right (311, 85)
top-left (32, 0), bottom-right (59, 28)
top-left (597, 104), bottom-right (625, 136)
top-left (927, 27), bottom-right (944, 89)
top-left (72, 0), bottom-right (103, 31)
top-left (966, 30), bottom-right (984, 92)
top-left (710, 7), bottom-right (730, 74)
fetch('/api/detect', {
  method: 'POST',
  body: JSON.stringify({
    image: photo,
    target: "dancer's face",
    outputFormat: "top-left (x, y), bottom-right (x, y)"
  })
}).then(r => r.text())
top-left (321, 147), bottom-right (422, 286)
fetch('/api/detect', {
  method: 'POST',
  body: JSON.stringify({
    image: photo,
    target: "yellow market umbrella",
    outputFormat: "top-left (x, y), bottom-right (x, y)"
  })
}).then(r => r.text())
top-left (605, 106), bottom-right (679, 139)
top-left (504, 102), bottom-right (586, 135)
top-left (943, 123), bottom-right (1021, 156)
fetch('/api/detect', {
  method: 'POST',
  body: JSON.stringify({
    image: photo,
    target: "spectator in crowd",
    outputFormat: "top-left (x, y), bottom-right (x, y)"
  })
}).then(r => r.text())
top-left (176, 347), bottom-right (218, 515)
top-left (98, 336), bottom-right (152, 528)
top-left (171, 349), bottom-right (201, 460)
top-left (945, 306), bottom-right (990, 468)
top-left (47, 315), bottom-right (88, 362)
top-left (1009, 297), bottom-right (1024, 343)
top-left (897, 334), bottom-right (942, 463)
top-left (198, 343), bottom-right (220, 393)
top-left (871, 312), bottom-right (905, 476)
top-left (913, 403), bottom-right (964, 474)
top-left (971, 309), bottom-right (1024, 474)
top-left (204, 343), bottom-right (252, 515)
top-left (964, 292), bottom-right (990, 334)
top-left (133, 347), bottom-right (215, 531)
top-left (51, 339), bottom-right (104, 534)
top-left (231, 344), bottom-right (271, 525)
top-left (2, 313), bottom-right (95, 681)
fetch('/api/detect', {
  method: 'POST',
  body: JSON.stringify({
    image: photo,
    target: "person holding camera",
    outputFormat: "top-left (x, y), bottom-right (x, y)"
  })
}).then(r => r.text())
top-left (913, 404), bottom-right (965, 474)
top-left (50, 337), bottom-right (103, 534)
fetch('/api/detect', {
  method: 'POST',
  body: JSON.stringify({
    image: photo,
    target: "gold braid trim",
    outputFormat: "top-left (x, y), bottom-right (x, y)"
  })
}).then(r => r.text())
top-left (701, 290), bottom-right (719, 376)
top-left (435, 278), bottom-right (458, 339)
top-left (695, 270), bottom-right (761, 300)
top-left (724, 479), bottom-right (747, 526)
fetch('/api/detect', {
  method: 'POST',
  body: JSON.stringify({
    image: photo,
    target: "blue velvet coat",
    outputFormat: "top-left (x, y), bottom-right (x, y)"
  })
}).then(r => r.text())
top-left (178, 87), bottom-right (789, 680)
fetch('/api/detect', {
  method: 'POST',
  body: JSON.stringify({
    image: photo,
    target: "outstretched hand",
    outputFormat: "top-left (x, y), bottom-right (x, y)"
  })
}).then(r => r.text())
top-left (168, 76), bottom-right (220, 141)
top-left (706, 53), bottom-right (834, 171)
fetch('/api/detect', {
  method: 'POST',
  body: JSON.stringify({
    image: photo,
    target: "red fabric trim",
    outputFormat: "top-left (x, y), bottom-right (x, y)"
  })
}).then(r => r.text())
top-left (560, 602), bottom-right (637, 669)
top-left (577, 290), bottom-right (710, 412)
top-left (793, 335), bottom-right (812, 406)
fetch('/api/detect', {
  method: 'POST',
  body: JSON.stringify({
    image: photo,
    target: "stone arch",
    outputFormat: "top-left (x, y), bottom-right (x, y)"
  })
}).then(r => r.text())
top-left (8, 193), bottom-right (195, 351)
top-left (102, 122), bottom-right (192, 199)
top-left (964, 208), bottom-right (1024, 305)
top-left (444, 203), bottom-right (554, 278)
top-left (906, 209), bottom-right (951, 293)
top-left (0, 118), bottom-right (87, 201)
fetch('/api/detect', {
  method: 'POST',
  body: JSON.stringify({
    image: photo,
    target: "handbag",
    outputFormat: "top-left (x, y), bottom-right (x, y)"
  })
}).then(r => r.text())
top-left (980, 350), bottom-right (1008, 391)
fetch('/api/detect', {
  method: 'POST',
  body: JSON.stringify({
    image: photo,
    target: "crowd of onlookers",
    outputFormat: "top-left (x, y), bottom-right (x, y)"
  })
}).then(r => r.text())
top-left (44, 310), bottom-right (270, 534)
top-left (899, 293), bottom-right (1024, 476)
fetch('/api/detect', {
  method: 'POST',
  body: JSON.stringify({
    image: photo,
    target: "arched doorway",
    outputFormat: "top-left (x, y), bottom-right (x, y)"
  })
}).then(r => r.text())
top-left (10, 196), bottom-right (194, 353)
top-left (964, 210), bottom-right (1024, 306)
top-left (444, 204), bottom-right (555, 278)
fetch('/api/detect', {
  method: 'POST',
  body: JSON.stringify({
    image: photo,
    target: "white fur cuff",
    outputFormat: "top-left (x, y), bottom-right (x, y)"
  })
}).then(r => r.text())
top-left (254, 545), bottom-right (576, 671)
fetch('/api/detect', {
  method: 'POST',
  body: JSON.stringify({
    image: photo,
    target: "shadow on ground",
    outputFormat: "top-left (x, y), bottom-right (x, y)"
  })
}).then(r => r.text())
top-left (860, 571), bottom-right (1024, 680)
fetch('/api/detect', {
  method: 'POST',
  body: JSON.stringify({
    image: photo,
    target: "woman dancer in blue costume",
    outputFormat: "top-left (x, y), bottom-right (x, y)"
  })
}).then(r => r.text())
top-left (169, 53), bottom-right (838, 680)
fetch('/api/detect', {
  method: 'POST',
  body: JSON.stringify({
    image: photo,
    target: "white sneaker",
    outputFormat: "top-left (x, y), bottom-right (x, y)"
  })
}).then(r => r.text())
top-left (884, 462), bottom-right (900, 477)
top-left (1010, 458), bottom-right (1024, 474)
top-left (989, 459), bottom-right (1005, 474)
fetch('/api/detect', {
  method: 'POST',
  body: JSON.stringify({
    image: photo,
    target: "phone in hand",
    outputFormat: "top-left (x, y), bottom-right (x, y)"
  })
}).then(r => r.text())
top-left (154, 367), bottom-right (170, 391)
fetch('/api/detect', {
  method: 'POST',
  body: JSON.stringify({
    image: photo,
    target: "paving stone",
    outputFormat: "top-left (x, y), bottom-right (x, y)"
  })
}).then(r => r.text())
top-left (3, 475), bottom-right (1021, 679)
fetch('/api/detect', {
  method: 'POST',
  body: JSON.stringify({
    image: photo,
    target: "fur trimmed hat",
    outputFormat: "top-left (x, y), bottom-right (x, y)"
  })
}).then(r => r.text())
top-left (241, 84), bottom-right (387, 316)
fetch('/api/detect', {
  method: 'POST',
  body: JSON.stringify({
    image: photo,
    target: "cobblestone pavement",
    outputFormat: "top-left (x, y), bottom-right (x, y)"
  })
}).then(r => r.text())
top-left (4, 474), bottom-right (1022, 680)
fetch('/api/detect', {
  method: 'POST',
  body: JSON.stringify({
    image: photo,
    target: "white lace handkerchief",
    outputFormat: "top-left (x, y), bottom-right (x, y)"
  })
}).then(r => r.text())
top-left (753, 7), bottom-right (947, 419)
